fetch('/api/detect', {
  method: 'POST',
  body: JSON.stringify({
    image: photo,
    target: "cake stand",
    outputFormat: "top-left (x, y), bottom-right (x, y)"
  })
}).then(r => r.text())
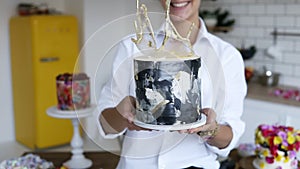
top-left (46, 105), bottom-right (96, 169)
top-left (134, 113), bottom-right (206, 131)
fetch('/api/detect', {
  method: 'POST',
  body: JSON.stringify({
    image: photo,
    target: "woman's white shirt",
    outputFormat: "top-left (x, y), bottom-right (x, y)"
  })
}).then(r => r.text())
top-left (97, 19), bottom-right (247, 169)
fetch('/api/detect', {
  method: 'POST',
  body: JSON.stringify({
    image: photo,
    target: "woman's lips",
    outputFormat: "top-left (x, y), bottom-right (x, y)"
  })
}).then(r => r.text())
top-left (170, 1), bottom-right (190, 8)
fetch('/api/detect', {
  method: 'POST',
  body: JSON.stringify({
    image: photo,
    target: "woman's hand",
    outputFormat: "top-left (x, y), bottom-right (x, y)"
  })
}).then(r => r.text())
top-left (188, 108), bottom-right (218, 134)
top-left (116, 96), bottom-right (136, 123)
top-left (179, 108), bottom-right (233, 148)
top-left (116, 96), bottom-right (149, 131)
top-left (178, 108), bottom-right (218, 135)
top-left (100, 96), bottom-right (149, 134)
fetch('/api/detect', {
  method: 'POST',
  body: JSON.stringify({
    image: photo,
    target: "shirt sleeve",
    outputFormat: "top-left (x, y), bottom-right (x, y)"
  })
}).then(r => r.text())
top-left (97, 38), bottom-right (137, 139)
top-left (205, 44), bottom-right (247, 157)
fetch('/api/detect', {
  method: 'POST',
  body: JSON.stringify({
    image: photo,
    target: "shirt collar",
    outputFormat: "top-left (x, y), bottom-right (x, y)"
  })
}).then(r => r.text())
top-left (196, 17), bottom-right (210, 41)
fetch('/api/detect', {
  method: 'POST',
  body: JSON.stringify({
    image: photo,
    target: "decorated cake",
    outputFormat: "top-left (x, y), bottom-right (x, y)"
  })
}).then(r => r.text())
top-left (56, 73), bottom-right (90, 110)
top-left (254, 124), bottom-right (300, 169)
top-left (134, 54), bottom-right (201, 126)
top-left (131, 0), bottom-right (204, 129)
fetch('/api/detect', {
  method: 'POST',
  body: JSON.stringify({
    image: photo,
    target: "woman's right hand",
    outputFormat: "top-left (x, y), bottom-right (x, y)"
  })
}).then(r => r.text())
top-left (116, 96), bottom-right (136, 122)
top-left (116, 96), bottom-right (148, 131)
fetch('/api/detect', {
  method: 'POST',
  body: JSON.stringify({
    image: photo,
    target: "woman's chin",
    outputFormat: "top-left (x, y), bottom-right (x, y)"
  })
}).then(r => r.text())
top-left (169, 14), bottom-right (188, 23)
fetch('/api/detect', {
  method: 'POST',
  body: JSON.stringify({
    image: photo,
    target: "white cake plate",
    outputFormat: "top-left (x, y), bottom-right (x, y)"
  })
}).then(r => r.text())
top-left (47, 105), bottom-right (96, 119)
top-left (134, 113), bottom-right (206, 131)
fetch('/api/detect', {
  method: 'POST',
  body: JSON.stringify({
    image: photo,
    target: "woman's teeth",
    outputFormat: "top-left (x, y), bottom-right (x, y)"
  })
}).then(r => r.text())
top-left (171, 2), bottom-right (189, 8)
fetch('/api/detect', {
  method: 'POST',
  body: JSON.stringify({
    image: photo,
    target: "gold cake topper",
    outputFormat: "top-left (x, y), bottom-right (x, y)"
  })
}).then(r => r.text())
top-left (131, 0), bottom-right (196, 58)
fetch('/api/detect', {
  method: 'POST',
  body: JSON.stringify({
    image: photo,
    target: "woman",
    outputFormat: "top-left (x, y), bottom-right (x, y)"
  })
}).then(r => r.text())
top-left (98, 0), bottom-right (247, 168)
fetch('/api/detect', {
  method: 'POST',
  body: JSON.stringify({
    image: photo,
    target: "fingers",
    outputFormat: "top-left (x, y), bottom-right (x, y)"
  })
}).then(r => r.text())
top-left (123, 112), bottom-right (135, 123)
top-left (127, 122), bottom-right (151, 131)
top-left (201, 108), bottom-right (217, 123)
top-left (116, 96), bottom-right (137, 121)
top-left (188, 124), bottom-right (211, 134)
top-left (128, 96), bottom-right (136, 108)
top-left (186, 108), bottom-right (217, 134)
top-left (178, 129), bottom-right (188, 134)
top-left (116, 96), bottom-right (136, 112)
top-left (116, 96), bottom-right (150, 131)
top-left (177, 123), bottom-right (212, 134)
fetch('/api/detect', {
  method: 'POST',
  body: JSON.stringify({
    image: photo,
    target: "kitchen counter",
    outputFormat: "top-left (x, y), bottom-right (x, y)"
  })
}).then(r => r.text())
top-left (239, 81), bottom-right (300, 143)
top-left (246, 82), bottom-right (300, 107)
top-left (239, 82), bottom-right (300, 145)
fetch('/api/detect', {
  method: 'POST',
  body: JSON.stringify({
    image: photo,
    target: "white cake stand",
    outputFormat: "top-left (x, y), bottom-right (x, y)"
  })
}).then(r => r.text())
top-left (46, 105), bottom-right (96, 169)
top-left (134, 113), bottom-right (206, 131)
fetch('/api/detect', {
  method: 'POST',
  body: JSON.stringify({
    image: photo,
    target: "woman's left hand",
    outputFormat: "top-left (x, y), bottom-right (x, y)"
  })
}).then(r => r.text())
top-left (180, 108), bottom-right (233, 148)
top-left (178, 108), bottom-right (218, 134)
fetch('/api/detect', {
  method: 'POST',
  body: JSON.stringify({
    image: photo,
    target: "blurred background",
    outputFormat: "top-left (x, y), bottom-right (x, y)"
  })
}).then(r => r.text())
top-left (1, 0), bottom-right (300, 164)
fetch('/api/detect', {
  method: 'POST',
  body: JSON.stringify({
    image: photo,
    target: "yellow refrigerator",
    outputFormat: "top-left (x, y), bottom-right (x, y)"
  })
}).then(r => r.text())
top-left (10, 15), bottom-right (78, 149)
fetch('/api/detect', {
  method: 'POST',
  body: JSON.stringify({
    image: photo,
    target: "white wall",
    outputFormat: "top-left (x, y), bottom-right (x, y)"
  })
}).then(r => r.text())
top-left (64, 0), bottom-right (84, 46)
top-left (201, 0), bottom-right (300, 87)
top-left (0, 0), bottom-right (18, 144)
top-left (64, 0), bottom-right (84, 71)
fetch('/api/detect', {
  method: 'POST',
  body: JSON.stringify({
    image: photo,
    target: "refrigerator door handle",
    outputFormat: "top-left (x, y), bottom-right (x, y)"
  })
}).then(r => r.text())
top-left (40, 57), bottom-right (60, 63)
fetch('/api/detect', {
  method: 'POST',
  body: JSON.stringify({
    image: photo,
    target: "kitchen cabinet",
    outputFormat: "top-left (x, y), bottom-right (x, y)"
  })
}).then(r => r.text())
top-left (10, 15), bottom-right (78, 149)
top-left (238, 98), bottom-right (300, 145)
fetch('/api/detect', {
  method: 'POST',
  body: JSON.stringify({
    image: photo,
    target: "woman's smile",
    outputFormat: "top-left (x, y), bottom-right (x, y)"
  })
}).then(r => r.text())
top-left (170, 1), bottom-right (191, 8)
top-left (163, 0), bottom-right (200, 24)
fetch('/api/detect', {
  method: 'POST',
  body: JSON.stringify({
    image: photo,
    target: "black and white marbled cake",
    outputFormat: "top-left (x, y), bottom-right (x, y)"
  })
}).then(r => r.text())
top-left (134, 54), bottom-right (202, 126)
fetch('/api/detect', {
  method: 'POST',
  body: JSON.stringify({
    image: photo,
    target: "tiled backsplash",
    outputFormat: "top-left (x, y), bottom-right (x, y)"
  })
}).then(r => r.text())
top-left (201, 0), bottom-right (300, 86)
